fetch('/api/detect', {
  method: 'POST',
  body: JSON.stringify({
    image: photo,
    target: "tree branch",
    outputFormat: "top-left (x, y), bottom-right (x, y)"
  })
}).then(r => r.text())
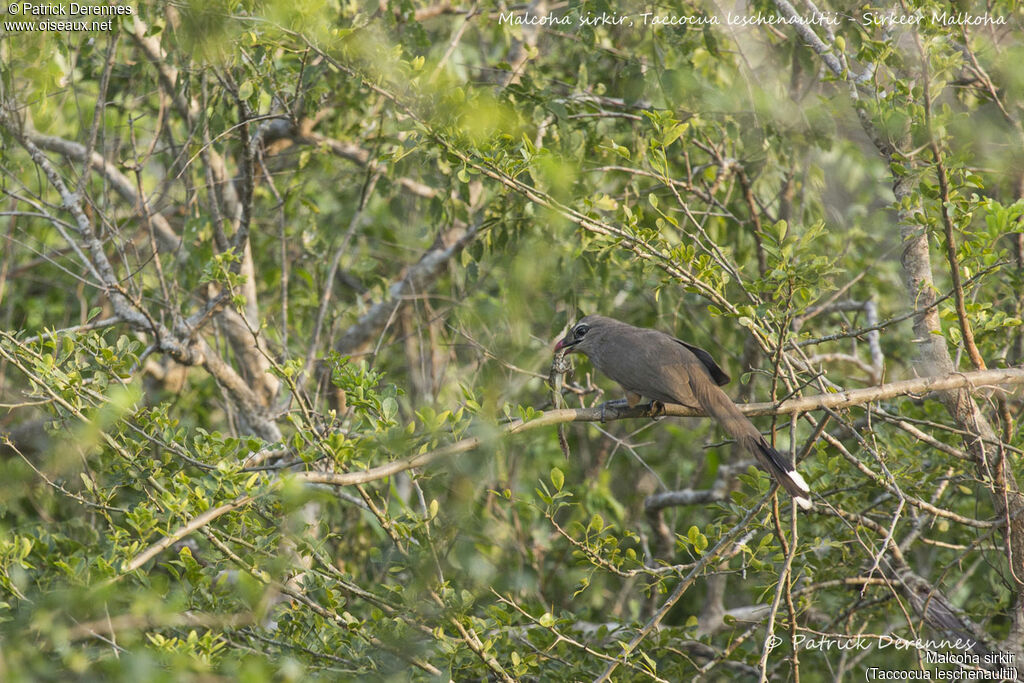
top-left (333, 219), bottom-right (489, 356)
top-left (768, 8), bottom-right (1024, 667)
top-left (24, 129), bottom-right (180, 250)
top-left (299, 368), bottom-right (1024, 488)
top-left (0, 107), bottom-right (200, 365)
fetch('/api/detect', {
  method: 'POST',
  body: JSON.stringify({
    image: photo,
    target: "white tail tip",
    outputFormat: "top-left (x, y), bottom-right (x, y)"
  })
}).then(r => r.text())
top-left (788, 470), bottom-right (812, 510)
top-left (788, 469), bottom-right (810, 495)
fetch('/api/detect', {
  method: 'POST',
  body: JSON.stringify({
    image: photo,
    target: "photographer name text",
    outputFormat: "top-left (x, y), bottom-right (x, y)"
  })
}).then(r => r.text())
top-left (9, 3), bottom-right (133, 15)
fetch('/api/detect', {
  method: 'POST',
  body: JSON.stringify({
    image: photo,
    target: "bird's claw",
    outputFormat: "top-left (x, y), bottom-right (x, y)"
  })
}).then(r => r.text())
top-left (648, 400), bottom-right (665, 419)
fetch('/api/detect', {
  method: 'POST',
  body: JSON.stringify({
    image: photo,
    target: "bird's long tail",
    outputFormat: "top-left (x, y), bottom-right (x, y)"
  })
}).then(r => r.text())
top-left (690, 377), bottom-right (813, 510)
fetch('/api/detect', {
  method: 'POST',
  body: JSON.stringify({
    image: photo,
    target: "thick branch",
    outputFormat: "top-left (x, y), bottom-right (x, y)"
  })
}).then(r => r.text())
top-left (645, 488), bottom-right (726, 512)
top-left (299, 368), bottom-right (1024, 488)
top-left (25, 129), bottom-right (180, 250)
top-left (131, 17), bottom-right (278, 409)
top-left (0, 108), bottom-right (199, 365)
top-left (3, 110), bottom-right (281, 441)
top-left (123, 494), bottom-right (255, 572)
top-left (334, 221), bottom-right (487, 355)
top-left (196, 338), bottom-right (282, 442)
top-left (769, 8), bottom-right (1024, 667)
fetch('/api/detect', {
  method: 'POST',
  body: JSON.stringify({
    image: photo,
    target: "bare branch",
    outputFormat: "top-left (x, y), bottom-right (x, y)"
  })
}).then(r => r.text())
top-left (25, 129), bottom-right (180, 251)
top-left (0, 107), bottom-right (199, 365)
top-left (299, 367), bottom-right (1024, 489)
top-left (334, 219), bottom-right (489, 356)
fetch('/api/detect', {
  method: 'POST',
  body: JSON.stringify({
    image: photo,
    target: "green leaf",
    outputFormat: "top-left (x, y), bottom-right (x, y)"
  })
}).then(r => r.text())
top-left (381, 397), bottom-right (398, 422)
top-left (662, 121), bottom-right (689, 147)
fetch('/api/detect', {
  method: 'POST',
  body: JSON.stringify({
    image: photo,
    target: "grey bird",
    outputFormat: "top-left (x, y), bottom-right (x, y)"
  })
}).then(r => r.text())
top-left (555, 314), bottom-right (812, 510)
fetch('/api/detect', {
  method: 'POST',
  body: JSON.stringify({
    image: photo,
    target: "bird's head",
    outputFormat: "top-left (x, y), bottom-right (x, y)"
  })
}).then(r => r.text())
top-left (554, 315), bottom-right (618, 356)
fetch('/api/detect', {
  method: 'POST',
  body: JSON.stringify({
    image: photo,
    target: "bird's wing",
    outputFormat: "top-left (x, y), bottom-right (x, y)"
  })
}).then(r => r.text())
top-left (671, 338), bottom-right (730, 386)
top-left (602, 331), bottom-right (706, 407)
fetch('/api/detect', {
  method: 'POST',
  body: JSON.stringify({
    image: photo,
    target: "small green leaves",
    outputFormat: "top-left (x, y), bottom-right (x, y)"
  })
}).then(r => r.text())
top-left (661, 121), bottom-right (689, 147)
top-left (593, 193), bottom-right (618, 211)
top-left (679, 525), bottom-right (708, 555)
top-left (550, 467), bottom-right (564, 491)
top-left (380, 397), bottom-right (398, 423)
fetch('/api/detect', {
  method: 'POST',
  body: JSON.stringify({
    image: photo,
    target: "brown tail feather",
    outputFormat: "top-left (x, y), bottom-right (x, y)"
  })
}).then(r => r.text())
top-left (747, 436), bottom-right (812, 509)
top-left (690, 377), bottom-right (812, 509)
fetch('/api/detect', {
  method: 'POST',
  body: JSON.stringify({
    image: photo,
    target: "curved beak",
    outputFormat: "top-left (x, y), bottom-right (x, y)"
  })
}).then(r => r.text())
top-left (554, 335), bottom-right (579, 353)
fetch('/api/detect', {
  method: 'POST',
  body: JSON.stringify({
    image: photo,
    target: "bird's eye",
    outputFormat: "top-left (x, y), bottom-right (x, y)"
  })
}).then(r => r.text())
top-left (574, 324), bottom-right (590, 338)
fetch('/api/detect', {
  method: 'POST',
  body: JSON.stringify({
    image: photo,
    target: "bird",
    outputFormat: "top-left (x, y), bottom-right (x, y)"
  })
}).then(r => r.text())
top-left (554, 314), bottom-right (812, 510)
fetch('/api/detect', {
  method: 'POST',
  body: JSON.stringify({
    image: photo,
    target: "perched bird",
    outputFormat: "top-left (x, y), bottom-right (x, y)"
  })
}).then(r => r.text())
top-left (555, 314), bottom-right (812, 510)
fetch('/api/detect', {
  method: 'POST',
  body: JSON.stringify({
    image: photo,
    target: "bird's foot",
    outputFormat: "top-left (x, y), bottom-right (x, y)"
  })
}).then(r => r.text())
top-left (647, 401), bottom-right (666, 419)
top-left (598, 398), bottom-right (630, 423)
